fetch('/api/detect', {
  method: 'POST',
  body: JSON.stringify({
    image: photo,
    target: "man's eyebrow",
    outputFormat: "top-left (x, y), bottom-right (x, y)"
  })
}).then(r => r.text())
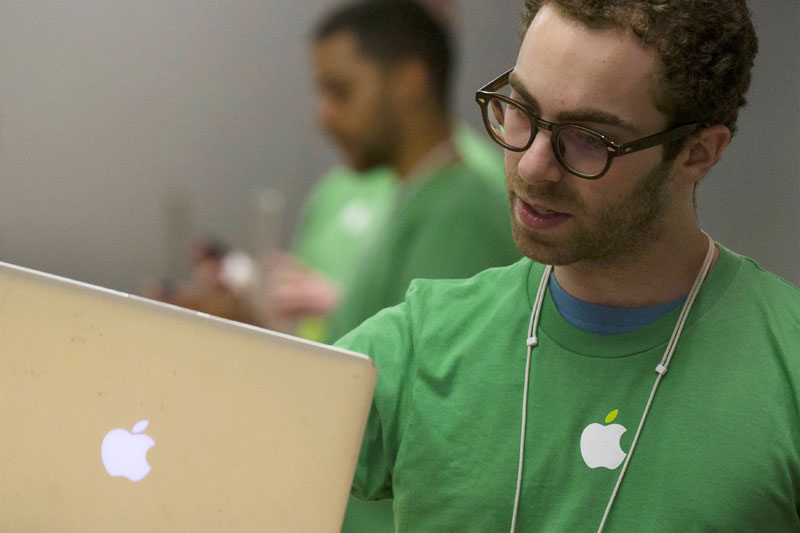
top-left (508, 72), bottom-right (538, 109)
top-left (508, 71), bottom-right (641, 136)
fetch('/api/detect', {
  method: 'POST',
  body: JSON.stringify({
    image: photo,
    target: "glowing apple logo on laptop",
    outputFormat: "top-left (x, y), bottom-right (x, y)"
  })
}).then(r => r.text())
top-left (101, 420), bottom-right (155, 482)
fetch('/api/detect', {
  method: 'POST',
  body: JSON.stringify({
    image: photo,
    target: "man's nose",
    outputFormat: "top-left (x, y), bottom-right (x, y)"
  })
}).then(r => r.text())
top-left (515, 130), bottom-right (563, 185)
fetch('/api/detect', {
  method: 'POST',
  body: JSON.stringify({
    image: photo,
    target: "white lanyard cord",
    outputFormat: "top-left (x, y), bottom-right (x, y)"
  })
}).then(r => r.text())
top-left (510, 264), bottom-right (552, 533)
top-left (510, 234), bottom-right (715, 533)
top-left (596, 233), bottom-right (715, 532)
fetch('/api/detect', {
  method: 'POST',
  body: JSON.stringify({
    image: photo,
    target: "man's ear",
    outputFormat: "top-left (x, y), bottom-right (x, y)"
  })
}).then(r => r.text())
top-left (389, 58), bottom-right (430, 109)
top-left (675, 125), bottom-right (731, 185)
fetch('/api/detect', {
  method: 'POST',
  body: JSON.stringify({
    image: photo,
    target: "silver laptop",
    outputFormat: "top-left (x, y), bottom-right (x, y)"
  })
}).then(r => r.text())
top-left (0, 261), bottom-right (376, 532)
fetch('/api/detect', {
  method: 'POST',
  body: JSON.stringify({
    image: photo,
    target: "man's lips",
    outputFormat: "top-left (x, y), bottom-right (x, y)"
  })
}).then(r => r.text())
top-left (516, 197), bottom-right (571, 230)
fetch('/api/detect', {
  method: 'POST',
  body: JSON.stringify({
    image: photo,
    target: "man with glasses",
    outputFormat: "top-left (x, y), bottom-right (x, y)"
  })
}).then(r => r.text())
top-left (335, 0), bottom-right (800, 531)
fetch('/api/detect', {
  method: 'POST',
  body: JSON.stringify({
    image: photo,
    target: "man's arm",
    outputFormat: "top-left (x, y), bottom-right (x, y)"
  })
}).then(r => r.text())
top-left (334, 299), bottom-right (417, 501)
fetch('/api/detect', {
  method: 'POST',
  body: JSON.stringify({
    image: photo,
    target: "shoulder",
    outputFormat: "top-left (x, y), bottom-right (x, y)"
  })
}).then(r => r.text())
top-left (735, 251), bottom-right (800, 346)
top-left (697, 244), bottom-right (800, 379)
top-left (388, 163), bottom-right (520, 267)
top-left (404, 257), bottom-right (534, 309)
top-left (337, 258), bottom-right (535, 352)
top-left (738, 256), bottom-right (799, 301)
top-left (400, 258), bottom-right (537, 340)
top-left (308, 166), bottom-right (394, 203)
top-left (334, 258), bottom-right (535, 406)
top-left (398, 162), bottom-right (513, 241)
top-left (306, 166), bottom-right (356, 198)
top-left (699, 245), bottom-right (800, 421)
top-left (715, 244), bottom-right (800, 315)
top-left (410, 162), bottom-right (506, 209)
top-left (454, 126), bottom-right (505, 181)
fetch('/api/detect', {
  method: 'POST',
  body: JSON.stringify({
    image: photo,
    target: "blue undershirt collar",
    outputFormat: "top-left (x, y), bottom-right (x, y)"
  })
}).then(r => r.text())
top-left (548, 273), bottom-right (687, 335)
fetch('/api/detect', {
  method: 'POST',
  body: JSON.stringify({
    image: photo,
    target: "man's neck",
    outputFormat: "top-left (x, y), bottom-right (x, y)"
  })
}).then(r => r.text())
top-left (392, 117), bottom-right (453, 180)
top-left (553, 227), bottom-right (718, 308)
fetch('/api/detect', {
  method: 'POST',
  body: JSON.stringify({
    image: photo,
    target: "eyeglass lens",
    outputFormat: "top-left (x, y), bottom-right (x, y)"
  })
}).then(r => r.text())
top-left (485, 93), bottom-right (611, 177)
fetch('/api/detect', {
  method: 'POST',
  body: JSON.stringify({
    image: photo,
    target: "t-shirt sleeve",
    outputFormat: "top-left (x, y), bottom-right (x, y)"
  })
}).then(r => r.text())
top-left (334, 299), bottom-right (417, 501)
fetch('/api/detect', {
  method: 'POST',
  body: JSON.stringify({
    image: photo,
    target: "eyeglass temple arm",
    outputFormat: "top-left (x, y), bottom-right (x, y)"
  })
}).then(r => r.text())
top-left (616, 122), bottom-right (708, 155)
top-left (477, 68), bottom-right (514, 95)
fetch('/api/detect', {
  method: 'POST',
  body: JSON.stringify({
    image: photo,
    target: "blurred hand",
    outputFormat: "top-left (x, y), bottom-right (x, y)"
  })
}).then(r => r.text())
top-left (262, 251), bottom-right (341, 322)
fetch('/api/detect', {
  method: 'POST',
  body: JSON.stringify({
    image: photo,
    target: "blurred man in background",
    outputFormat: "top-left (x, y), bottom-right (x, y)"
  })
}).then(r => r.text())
top-left (266, 0), bottom-right (514, 345)
top-left (265, 1), bottom-right (521, 530)
top-left (276, 125), bottom-right (506, 341)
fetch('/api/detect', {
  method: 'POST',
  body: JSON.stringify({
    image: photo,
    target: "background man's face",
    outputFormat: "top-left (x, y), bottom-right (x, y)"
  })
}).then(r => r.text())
top-left (312, 32), bottom-right (399, 172)
top-left (506, 5), bottom-right (678, 267)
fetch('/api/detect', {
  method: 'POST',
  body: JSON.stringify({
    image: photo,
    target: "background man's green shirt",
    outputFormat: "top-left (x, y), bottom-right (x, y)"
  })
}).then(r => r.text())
top-left (290, 126), bottom-right (504, 291)
top-left (337, 245), bottom-right (800, 531)
top-left (290, 126), bottom-right (507, 344)
top-left (291, 166), bottom-right (396, 289)
top-left (324, 160), bottom-right (521, 343)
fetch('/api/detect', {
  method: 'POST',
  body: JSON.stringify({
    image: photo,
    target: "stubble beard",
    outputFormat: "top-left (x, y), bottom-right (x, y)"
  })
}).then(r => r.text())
top-left (351, 134), bottom-right (396, 172)
top-left (508, 159), bottom-right (674, 269)
top-left (349, 91), bottom-right (401, 173)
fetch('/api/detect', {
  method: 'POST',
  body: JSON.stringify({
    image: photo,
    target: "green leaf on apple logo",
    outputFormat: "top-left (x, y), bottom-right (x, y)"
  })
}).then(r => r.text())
top-left (605, 409), bottom-right (619, 424)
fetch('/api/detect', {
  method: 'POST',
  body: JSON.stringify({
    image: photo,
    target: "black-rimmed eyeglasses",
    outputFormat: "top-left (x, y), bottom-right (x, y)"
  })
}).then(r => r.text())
top-left (475, 68), bottom-right (706, 179)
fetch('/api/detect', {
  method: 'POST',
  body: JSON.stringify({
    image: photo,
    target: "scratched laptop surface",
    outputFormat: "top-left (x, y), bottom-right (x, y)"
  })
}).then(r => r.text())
top-left (0, 261), bottom-right (376, 532)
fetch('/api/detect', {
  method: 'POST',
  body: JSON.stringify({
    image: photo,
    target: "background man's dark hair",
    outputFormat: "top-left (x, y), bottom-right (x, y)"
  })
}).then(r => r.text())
top-left (312, 0), bottom-right (453, 109)
top-left (522, 0), bottom-right (758, 160)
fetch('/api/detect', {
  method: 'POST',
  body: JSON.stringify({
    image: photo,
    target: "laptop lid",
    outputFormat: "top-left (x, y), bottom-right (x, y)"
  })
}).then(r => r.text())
top-left (0, 261), bottom-right (376, 532)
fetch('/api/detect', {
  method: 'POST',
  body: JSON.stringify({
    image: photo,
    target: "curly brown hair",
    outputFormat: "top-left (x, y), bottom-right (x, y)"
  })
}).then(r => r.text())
top-left (521, 0), bottom-right (758, 157)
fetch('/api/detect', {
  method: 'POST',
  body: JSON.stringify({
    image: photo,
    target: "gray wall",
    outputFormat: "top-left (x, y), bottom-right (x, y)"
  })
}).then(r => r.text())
top-left (1, 1), bottom-right (798, 292)
top-left (696, 1), bottom-right (800, 286)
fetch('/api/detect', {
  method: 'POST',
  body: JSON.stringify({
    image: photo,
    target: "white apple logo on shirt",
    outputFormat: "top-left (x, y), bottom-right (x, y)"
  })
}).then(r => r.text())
top-left (580, 409), bottom-right (627, 470)
top-left (101, 419), bottom-right (155, 482)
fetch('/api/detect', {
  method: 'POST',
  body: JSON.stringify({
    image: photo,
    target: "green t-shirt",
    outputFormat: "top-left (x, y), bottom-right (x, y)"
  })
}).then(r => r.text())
top-left (337, 245), bottom-right (800, 531)
top-left (290, 126), bottom-right (505, 345)
top-left (291, 166), bottom-right (397, 288)
top-left (292, 127), bottom-right (504, 286)
top-left (325, 160), bottom-right (521, 344)
top-left (454, 123), bottom-right (505, 183)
